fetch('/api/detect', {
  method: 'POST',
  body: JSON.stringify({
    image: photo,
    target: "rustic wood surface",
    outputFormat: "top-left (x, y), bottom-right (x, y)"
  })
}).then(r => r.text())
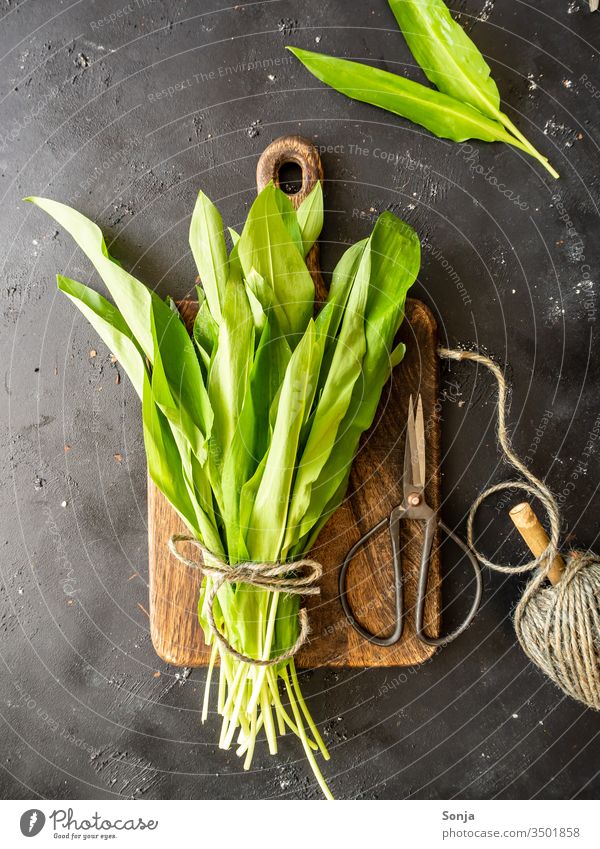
top-left (148, 296), bottom-right (441, 668)
top-left (148, 135), bottom-right (441, 668)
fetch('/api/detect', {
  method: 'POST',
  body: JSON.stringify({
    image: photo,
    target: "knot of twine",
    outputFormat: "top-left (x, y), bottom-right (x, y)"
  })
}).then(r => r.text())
top-left (439, 347), bottom-right (600, 710)
top-left (168, 534), bottom-right (322, 667)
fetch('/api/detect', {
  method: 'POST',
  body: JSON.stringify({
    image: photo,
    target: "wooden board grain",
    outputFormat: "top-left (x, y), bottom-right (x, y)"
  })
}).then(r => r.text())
top-left (148, 297), bottom-right (441, 668)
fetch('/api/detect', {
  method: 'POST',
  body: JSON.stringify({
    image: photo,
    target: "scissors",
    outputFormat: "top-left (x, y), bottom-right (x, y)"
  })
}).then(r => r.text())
top-left (339, 395), bottom-right (483, 647)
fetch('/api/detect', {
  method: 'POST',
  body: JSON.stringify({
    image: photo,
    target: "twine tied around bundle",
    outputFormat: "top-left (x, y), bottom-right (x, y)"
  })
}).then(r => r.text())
top-left (439, 347), bottom-right (600, 710)
top-left (168, 534), bottom-right (322, 667)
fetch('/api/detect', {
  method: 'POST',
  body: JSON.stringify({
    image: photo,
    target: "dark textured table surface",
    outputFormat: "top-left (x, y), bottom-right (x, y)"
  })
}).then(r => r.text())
top-left (1, 0), bottom-right (599, 800)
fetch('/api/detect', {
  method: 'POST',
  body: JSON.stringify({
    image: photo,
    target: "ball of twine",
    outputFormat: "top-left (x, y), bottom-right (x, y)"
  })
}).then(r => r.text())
top-left (516, 552), bottom-right (600, 710)
top-left (439, 347), bottom-right (600, 711)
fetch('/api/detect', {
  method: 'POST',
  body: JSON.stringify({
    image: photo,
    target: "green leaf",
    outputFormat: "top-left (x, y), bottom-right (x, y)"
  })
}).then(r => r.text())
top-left (273, 186), bottom-right (304, 254)
top-left (165, 295), bottom-right (180, 315)
top-left (193, 297), bottom-right (218, 369)
top-left (314, 238), bottom-right (367, 387)
top-left (282, 242), bottom-right (371, 555)
top-left (287, 47), bottom-right (527, 147)
top-left (289, 212), bottom-right (420, 551)
top-left (244, 268), bottom-right (268, 333)
top-left (57, 275), bottom-right (146, 400)
top-left (287, 45), bottom-right (558, 178)
top-left (166, 415), bottom-right (224, 556)
top-left (296, 180), bottom-right (324, 257)
top-left (189, 191), bottom-right (229, 323)
top-left (26, 197), bottom-right (161, 361)
top-left (390, 341), bottom-right (406, 368)
top-left (208, 278), bottom-right (254, 466)
top-left (245, 316), bottom-right (291, 467)
top-left (387, 0), bottom-right (558, 178)
top-left (246, 320), bottom-right (321, 561)
top-left (148, 291), bottom-right (213, 465)
top-left (388, 0), bottom-right (500, 119)
top-left (237, 183), bottom-right (314, 344)
top-left (142, 372), bottom-right (202, 539)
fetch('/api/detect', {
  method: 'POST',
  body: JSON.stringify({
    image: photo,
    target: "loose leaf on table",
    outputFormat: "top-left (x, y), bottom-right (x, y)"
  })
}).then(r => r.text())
top-left (388, 0), bottom-right (500, 120)
top-left (57, 275), bottom-right (146, 400)
top-left (286, 48), bottom-right (529, 149)
top-left (387, 0), bottom-right (558, 177)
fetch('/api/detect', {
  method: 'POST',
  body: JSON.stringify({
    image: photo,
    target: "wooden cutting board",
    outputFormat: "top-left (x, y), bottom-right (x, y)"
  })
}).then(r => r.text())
top-left (147, 136), bottom-right (441, 668)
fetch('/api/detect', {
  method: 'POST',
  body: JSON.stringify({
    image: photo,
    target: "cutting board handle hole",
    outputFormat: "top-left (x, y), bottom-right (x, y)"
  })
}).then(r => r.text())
top-left (277, 160), bottom-right (303, 194)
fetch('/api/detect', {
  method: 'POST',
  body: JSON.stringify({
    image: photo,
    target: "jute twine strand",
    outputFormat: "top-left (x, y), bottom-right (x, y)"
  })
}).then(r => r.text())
top-left (168, 534), bottom-right (322, 667)
top-left (439, 347), bottom-right (600, 710)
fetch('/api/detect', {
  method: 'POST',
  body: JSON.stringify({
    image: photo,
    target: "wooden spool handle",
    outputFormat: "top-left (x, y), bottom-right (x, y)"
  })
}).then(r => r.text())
top-left (256, 134), bottom-right (327, 302)
top-left (509, 502), bottom-right (566, 585)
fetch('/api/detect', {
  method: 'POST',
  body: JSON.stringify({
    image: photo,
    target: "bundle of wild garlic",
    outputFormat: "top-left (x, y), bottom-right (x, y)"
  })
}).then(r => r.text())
top-left (28, 182), bottom-right (420, 797)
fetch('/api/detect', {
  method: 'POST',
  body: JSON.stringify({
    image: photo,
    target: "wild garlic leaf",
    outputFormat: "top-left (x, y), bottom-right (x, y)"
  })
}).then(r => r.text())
top-left (353, 211), bottom-right (420, 429)
top-left (224, 316), bottom-right (291, 550)
top-left (27, 196), bottom-right (161, 360)
top-left (208, 278), bottom-right (254, 467)
top-left (167, 418), bottom-right (224, 557)
top-left (150, 300), bottom-right (213, 464)
top-left (282, 243), bottom-right (371, 556)
top-left (244, 268), bottom-right (268, 333)
top-left (237, 182), bottom-right (314, 344)
top-left (287, 48), bottom-right (528, 148)
top-left (296, 180), bottom-right (324, 256)
top-left (388, 0), bottom-right (500, 119)
top-left (245, 317), bottom-right (291, 468)
top-left (273, 186), bottom-right (304, 254)
top-left (219, 323), bottom-right (286, 561)
top-left (193, 298), bottom-right (218, 369)
top-left (314, 239), bottom-right (367, 388)
top-left (142, 372), bottom-right (203, 539)
top-left (390, 341), bottom-right (407, 368)
top-left (189, 191), bottom-right (228, 323)
top-left (246, 320), bottom-right (321, 561)
top-left (57, 275), bottom-right (146, 400)
top-left (387, 0), bottom-right (558, 178)
top-left (289, 212), bottom-right (420, 551)
top-left (166, 295), bottom-right (180, 315)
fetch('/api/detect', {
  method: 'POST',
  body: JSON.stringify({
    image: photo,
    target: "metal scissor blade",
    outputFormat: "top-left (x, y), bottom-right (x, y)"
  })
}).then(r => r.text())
top-left (403, 395), bottom-right (414, 490)
top-left (404, 395), bottom-right (422, 491)
top-left (415, 394), bottom-right (426, 486)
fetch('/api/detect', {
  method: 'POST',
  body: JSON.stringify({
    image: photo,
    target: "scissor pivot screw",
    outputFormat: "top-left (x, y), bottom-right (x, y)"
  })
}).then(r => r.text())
top-left (407, 492), bottom-right (422, 506)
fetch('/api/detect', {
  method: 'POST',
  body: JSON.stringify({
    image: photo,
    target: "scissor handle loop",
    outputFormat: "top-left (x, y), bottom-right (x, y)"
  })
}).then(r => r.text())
top-left (415, 519), bottom-right (483, 646)
top-left (338, 511), bottom-right (404, 647)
